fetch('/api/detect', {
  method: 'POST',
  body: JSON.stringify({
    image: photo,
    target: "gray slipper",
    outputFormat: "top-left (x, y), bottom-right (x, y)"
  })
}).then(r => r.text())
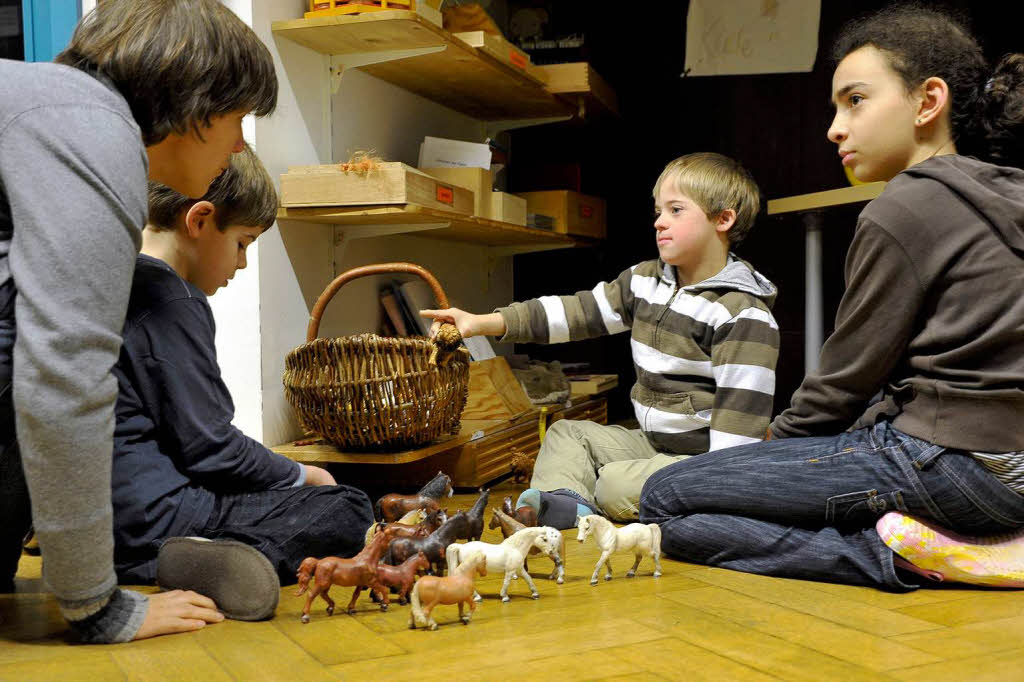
top-left (156, 537), bottom-right (279, 621)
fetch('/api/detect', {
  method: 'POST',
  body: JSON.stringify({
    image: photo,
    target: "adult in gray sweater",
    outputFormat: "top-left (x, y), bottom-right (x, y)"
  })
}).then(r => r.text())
top-left (0, 0), bottom-right (277, 642)
top-left (641, 6), bottom-right (1024, 590)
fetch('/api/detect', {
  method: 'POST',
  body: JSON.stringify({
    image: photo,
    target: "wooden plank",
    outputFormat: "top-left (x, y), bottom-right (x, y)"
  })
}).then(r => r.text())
top-left (890, 647), bottom-right (1024, 682)
top-left (273, 12), bottom-right (571, 120)
top-left (892, 614), bottom-right (1024, 659)
top-left (451, 30), bottom-right (548, 85)
top-left (893, 592), bottom-right (1024, 627)
top-left (280, 163), bottom-right (474, 214)
top-left (767, 182), bottom-right (886, 214)
top-left (664, 586), bottom-right (941, 671)
top-left (276, 204), bottom-right (579, 248)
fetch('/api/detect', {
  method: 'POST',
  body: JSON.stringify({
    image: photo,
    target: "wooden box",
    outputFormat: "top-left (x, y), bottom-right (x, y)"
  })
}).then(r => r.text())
top-left (419, 166), bottom-right (492, 219)
top-left (280, 162), bottom-right (473, 215)
top-left (568, 374), bottom-right (618, 398)
top-left (452, 30), bottom-right (548, 85)
top-left (490, 191), bottom-right (527, 226)
top-left (517, 190), bottom-right (607, 239)
top-left (537, 62), bottom-right (619, 116)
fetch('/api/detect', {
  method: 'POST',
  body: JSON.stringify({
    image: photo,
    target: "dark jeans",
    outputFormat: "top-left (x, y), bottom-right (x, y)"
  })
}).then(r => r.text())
top-left (0, 280), bottom-right (32, 591)
top-left (116, 484), bottom-right (375, 585)
top-left (639, 421), bottom-right (1024, 590)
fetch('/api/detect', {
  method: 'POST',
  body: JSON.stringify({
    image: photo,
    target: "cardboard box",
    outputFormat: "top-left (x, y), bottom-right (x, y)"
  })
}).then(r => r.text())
top-left (419, 166), bottom-right (493, 219)
top-left (280, 162), bottom-right (473, 215)
top-left (568, 374), bottom-right (618, 398)
top-left (490, 191), bottom-right (527, 226)
top-left (517, 190), bottom-right (606, 239)
top-left (452, 30), bottom-right (548, 85)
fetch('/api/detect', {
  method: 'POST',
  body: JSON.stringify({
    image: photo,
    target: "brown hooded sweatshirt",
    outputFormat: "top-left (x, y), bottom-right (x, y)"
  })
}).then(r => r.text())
top-left (771, 155), bottom-right (1024, 455)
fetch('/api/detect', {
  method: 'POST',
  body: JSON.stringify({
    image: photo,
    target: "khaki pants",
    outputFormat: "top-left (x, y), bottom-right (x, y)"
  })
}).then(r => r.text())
top-left (530, 419), bottom-right (690, 522)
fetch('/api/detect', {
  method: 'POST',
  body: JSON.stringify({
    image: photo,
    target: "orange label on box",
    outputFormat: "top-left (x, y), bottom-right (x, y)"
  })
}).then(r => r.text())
top-left (579, 204), bottom-right (594, 219)
top-left (509, 50), bottom-right (528, 69)
top-left (436, 184), bottom-right (454, 205)
top-left (312, 1), bottom-right (331, 9)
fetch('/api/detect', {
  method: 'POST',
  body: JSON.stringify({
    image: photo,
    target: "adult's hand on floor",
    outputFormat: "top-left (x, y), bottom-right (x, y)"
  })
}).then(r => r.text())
top-left (133, 589), bottom-right (224, 640)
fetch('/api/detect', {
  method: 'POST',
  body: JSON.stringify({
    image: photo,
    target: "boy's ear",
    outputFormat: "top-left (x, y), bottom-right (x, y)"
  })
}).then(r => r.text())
top-left (184, 201), bottom-right (217, 238)
top-left (715, 208), bottom-right (737, 234)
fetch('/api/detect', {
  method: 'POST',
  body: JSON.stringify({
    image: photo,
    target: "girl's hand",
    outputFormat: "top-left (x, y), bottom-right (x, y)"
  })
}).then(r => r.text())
top-left (133, 590), bottom-right (224, 639)
top-left (419, 308), bottom-right (506, 339)
top-left (303, 465), bottom-right (337, 486)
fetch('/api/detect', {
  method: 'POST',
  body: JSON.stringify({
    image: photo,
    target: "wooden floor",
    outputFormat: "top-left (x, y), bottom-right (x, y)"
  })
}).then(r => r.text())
top-left (3, 480), bottom-right (1024, 681)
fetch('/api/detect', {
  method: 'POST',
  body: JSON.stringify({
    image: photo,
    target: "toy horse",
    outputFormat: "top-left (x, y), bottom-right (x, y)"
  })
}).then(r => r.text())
top-left (457, 487), bottom-right (489, 542)
top-left (295, 525), bottom-right (400, 622)
top-left (489, 507), bottom-right (565, 584)
top-left (502, 494), bottom-right (537, 527)
top-left (374, 551), bottom-right (431, 605)
top-left (409, 552), bottom-right (487, 631)
top-left (364, 508), bottom-right (448, 546)
top-left (375, 471), bottom-right (453, 522)
top-left (386, 509), bottom-right (467, 575)
top-left (446, 526), bottom-right (561, 602)
top-left (576, 514), bottom-right (662, 586)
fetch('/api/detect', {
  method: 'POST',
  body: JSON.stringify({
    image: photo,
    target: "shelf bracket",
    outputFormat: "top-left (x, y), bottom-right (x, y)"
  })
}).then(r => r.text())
top-left (328, 45), bottom-right (447, 93)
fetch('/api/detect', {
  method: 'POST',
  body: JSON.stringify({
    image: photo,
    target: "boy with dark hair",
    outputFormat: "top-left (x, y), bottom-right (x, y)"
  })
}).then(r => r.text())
top-left (1, 0), bottom-right (277, 642)
top-left (112, 145), bottom-right (373, 619)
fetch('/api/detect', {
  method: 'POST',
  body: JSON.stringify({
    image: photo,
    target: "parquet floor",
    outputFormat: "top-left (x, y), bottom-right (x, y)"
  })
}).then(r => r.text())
top-left (3, 480), bottom-right (1024, 681)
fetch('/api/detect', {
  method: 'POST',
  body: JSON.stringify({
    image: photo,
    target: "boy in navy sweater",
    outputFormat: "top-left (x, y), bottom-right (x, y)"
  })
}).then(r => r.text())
top-left (111, 146), bottom-right (373, 618)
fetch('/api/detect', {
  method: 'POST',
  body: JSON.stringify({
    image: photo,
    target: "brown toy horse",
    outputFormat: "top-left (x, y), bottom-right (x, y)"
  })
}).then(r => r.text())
top-left (503, 495), bottom-right (537, 527)
top-left (364, 507), bottom-right (448, 546)
top-left (295, 525), bottom-right (400, 623)
top-left (375, 471), bottom-right (453, 522)
top-left (408, 552), bottom-right (487, 630)
top-left (374, 551), bottom-right (431, 605)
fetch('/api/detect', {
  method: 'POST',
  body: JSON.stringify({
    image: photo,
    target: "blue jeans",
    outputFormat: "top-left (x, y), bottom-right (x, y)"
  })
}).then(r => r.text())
top-left (639, 421), bottom-right (1024, 590)
top-left (0, 280), bottom-right (31, 591)
top-left (115, 484), bottom-right (375, 585)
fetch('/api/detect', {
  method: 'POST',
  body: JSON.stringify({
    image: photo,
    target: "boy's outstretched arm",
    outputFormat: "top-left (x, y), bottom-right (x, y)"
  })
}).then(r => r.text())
top-left (420, 309), bottom-right (506, 339)
top-left (708, 298), bottom-right (780, 451)
top-left (424, 265), bottom-right (639, 346)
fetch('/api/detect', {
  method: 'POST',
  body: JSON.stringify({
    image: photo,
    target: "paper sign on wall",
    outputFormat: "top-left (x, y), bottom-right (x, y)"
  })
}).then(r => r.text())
top-left (684, 0), bottom-right (820, 77)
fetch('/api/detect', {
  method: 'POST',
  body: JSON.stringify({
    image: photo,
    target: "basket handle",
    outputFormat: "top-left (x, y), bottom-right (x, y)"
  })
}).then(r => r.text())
top-left (306, 262), bottom-right (452, 342)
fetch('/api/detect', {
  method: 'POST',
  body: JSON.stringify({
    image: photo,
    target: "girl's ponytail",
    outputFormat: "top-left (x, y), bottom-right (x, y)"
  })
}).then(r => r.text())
top-left (980, 54), bottom-right (1024, 169)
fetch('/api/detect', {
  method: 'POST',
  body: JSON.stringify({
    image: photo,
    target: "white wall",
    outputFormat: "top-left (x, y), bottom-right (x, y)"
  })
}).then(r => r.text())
top-left (215, 1), bottom-right (517, 448)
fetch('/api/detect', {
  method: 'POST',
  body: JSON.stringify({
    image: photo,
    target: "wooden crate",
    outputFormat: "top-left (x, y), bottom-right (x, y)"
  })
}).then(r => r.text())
top-left (305, 1), bottom-right (442, 27)
top-left (419, 167), bottom-right (492, 219)
top-left (452, 30), bottom-right (548, 85)
top-left (568, 374), bottom-right (618, 398)
top-left (490, 191), bottom-right (527, 226)
top-left (552, 397), bottom-right (609, 426)
top-left (280, 162), bottom-right (474, 214)
top-left (517, 190), bottom-right (606, 239)
top-left (537, 62), bottom-right (619, 117)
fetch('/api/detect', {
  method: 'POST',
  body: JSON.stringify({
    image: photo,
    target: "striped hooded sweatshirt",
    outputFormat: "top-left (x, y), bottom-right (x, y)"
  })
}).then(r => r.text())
top-left (496, 256), bottom-right (779, 455)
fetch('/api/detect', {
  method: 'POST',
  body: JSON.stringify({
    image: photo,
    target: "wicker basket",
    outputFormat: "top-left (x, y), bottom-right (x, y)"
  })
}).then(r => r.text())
top-left (283, 263), bottom-right (470, 451)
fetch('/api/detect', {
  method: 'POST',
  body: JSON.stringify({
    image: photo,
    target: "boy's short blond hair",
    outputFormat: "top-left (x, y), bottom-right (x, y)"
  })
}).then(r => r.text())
top-left (56, 0), bottom-right (276, 146)
top-left (653, 152), bottom-right (762, 245)
top-left (148, 144), bottom-right (277, 232)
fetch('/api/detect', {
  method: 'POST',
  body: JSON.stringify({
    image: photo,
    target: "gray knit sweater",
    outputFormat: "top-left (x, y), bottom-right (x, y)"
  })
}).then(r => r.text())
top-left (0, 58), bottom-right (149, 642)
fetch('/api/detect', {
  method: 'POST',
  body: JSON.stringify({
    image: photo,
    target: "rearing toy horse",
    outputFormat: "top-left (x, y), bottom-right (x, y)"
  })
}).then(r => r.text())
top-left (375, 471), bottom-right (453, 522)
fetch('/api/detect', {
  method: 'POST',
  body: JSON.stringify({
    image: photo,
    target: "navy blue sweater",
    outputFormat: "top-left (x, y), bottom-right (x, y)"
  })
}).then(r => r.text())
top-left (111, 254), bottom-right (302, 554)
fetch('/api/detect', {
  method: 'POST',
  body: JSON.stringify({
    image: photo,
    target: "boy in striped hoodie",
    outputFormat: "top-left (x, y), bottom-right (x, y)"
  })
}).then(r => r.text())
top-left (423, 153), bottom-right (779, 528)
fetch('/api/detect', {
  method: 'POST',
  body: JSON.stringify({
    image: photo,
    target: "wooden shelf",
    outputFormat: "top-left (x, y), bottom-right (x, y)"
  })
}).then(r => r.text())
top-left (767, 182), bottom-right (886, 215)
top-left (271, 11), bottom-right (574, 120)
top-left (537, 63), bottom-right (620, 119)
top-left (277, 202), bottom-right (580, 250)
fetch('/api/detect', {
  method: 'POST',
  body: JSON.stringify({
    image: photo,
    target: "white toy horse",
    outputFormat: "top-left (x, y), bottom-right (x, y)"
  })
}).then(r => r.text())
top-left (576, 514), bottom-right (662, 586)
top-left (446, 526), bottom-right (562, 602)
